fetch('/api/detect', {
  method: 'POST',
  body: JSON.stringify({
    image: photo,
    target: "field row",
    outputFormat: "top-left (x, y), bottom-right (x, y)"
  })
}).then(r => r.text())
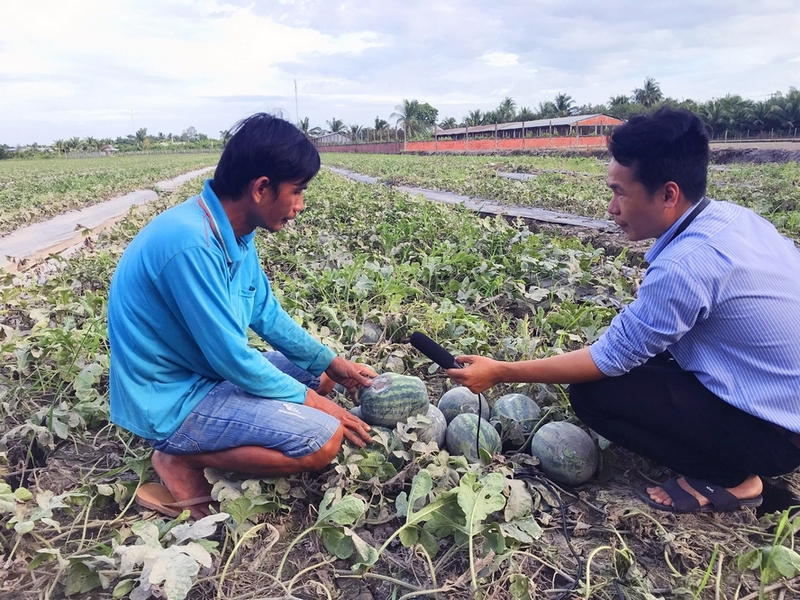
top-left (321, 153), bottom-right (800, 237)
top-left (0, 153), bottom-right (220, 236)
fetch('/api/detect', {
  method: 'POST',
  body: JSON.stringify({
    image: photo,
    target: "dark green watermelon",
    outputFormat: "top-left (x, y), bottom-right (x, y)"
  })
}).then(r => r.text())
top-left (359, 373), bottom-right (429, 427)
top-left (437, 387), bottom-right (490, 423)
top-left (490, 393), bottom-right (541, 449)
top-left (445, 413), bottom-right (502, 462)
top-left (529, 422), bottom-right (598, 485)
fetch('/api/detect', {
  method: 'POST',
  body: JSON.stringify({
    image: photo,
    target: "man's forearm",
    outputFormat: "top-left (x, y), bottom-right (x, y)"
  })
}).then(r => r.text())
top-left (497, 347), bottom-right (605, 384)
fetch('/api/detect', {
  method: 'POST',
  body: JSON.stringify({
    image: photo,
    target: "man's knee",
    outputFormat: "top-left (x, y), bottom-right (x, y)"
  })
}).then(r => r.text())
top-left (299, 425), bottom-right (344, 471)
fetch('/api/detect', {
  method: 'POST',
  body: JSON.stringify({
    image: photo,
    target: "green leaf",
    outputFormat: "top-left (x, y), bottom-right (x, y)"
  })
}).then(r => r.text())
top-left (170, 512), bottom-right (228, 545)
top-left (769, 545), bottom-right (800, 579)
top-left (14, 487), bottom-right (33, 502)
top-left (509, 573), bottom-right (533, 600)
top-left (737, 548), bottom-right (763, 572)
top-left (457, 472), bottom-right (507, 536)
top-left (316, 489), bottom-right (364, 526)
top-left (345, 527), bottom-right (379, 565)
top-left (64, 562), bottom-right (101, 596)
top-left (482, 523), bottom-right (507, 555)
top-left (499, 518), bottom-right (543, 544)
top-left (321, 527), bottom-right (354, 559)
top-left (112, 579), bottom-right (136, 598)
top-left (399, 527), bottom-right (419, 547)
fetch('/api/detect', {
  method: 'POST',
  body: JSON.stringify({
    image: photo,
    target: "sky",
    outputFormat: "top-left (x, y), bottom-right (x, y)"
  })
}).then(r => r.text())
top-left (1, 0), bottom-right (798, 145)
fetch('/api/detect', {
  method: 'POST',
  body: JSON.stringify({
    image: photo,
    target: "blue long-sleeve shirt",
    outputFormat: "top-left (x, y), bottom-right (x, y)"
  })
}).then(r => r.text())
top-left (108, 179), bottom-right (336, 440)
top-left (590, 199), bottom-right (800, 433)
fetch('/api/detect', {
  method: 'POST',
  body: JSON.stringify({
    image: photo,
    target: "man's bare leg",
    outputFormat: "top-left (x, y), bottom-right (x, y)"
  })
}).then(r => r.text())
top-left (151, 425), bottom-right (345, 519)
top-left (646, 474), bottom-right (763, 508)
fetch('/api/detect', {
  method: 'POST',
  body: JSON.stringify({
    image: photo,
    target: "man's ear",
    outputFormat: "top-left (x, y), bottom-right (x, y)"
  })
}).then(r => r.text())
top-left (251, 176), bottom-right (272, 204)
top-left (663, 181), bottom-right (681, 208)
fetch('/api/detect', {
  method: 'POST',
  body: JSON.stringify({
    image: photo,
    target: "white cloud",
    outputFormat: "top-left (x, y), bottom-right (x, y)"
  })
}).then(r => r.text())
top-left (480, 52), bottom-right (519, 67)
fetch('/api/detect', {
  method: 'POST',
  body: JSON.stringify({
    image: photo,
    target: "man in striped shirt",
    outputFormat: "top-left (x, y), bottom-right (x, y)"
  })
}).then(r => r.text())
top-left (450, 108), bottom-right (800, 513)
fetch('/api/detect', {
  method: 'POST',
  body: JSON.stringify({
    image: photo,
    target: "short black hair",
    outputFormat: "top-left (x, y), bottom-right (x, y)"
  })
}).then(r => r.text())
top-left (608, 107), bottom-right (709, 203)
top-left (212, 113), bottom-right (320, 200)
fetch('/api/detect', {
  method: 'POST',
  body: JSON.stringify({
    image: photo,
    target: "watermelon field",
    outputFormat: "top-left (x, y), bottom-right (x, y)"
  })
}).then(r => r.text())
top-left (0, 153), bottom-right (221, 236)
top-left (1, 153), bottom-right (800, 599)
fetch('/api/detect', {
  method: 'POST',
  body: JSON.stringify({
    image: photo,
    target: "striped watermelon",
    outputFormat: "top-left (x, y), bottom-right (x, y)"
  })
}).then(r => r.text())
top-left (530, 422), bottom-right (598, 485)
top-left (358, 373), bottom-right (429, 427)
top-left (445, 413), bottom-right (502, 462)
top-left (437, 387), bottom-right (490, 423)
top-left (490, 393), bottom-right (541, 449)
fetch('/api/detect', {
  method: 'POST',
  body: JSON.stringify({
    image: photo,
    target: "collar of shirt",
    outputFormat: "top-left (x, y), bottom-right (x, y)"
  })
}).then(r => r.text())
top-left (198, 179), bottom-right (255, 264)
top-left (645, 196), bottom-right (710, 264)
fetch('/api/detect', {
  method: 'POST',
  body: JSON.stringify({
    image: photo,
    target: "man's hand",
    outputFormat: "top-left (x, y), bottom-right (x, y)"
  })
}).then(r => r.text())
top-left (446, 355), bottom-right (503, 394)
top-left (305, 390), bottom-right (372, 448)
top-left (325, 357), bottom-right (377, 398)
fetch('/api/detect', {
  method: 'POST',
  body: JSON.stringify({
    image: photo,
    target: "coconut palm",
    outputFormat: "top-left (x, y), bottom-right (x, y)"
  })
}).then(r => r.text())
top-left (463, 109), bottom-right (484, 126)
top-left (495, 97), bottom-right (517, 123)
top-left (348, 124), bottom-right (362, 142)
top-left (536, 101), bottom-right (558, 119)
top-left (52, 139), bottom-right (67, 156)
top-left (633, 77), bottom-right (664, 108)
top-left (438, 117), bottom-right (458, 129)
top-left (517, 107), bottom-right (536, 121)
top-left (553, 93), bottom-right (576, 117)
top-left (326, 118), bottom-right (345, 133)
top-left (374, 117), bottom-right (389, 131)
top-left (391, 99), bottom-right (423, 141)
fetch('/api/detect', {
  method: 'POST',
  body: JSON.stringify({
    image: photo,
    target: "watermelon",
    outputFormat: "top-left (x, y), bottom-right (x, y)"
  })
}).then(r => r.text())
top-left (358, 373), bottom-right (429, 427)
top-left (350, 405), bottom-right (363, 419)
top-left (530, 422), bottom-right (598, 485)
top-left (446, 413), bottom-right (502, 462)
top-left (490, 394), bottom-right (541, 449)
top-left (415, 404), bottom-right (447, 448)
top-left (437, 387), bottom-right (490, 423)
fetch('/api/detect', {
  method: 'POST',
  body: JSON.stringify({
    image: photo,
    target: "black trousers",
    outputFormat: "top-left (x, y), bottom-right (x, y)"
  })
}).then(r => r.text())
top-left (569, 355), bottom-right (800, 488)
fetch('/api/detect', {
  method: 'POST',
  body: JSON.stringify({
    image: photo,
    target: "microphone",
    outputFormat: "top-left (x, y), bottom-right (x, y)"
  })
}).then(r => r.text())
top-left (409, 332), bottom-right (463, 369)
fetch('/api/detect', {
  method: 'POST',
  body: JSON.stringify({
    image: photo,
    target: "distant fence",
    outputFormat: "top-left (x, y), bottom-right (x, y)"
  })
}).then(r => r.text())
top-left (315, 142), bottom-right (404, 154)
top-left (408, 136), bottom-right (608, 152)
top-left (62, 148), bottom-right (222, 159)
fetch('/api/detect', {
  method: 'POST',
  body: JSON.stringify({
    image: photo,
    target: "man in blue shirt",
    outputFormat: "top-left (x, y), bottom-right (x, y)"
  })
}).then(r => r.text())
top-left (108, 114), bottom-right (374, 518)
top-left (449, 108), bottom-right (800, 513)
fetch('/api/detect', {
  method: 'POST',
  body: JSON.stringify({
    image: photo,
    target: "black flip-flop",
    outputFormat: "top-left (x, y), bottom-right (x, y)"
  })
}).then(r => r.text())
top-left (642, 477), bottom-right (762, 514)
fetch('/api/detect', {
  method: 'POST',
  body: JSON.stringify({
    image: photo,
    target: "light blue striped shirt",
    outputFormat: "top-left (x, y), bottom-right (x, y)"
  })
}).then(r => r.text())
top-left (590, 199), bottom-right (800, 433)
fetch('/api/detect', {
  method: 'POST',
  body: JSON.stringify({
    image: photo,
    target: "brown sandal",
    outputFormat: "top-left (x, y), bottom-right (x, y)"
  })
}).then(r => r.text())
top-left (135, 482), bottom-right (215, 518)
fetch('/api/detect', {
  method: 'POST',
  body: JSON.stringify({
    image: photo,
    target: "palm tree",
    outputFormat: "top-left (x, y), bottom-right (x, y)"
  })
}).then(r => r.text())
top-left (348, 124), bottom-right (362, 142)
top-left (219, 129), bottom-right (233, 145)
top-left (326, 118), bottom-right (345, 133)
top-left (438, 117), bottom-right (458, 129)
top-left (374, 117), bottom-right (389, 131)
top-left (535, 101), bottom-right (558, 119)
top-left (463, 109), bottom-right (484, 126)
top-left (495, 97), bottom-right (517, 123)
top-left (633, 77), bottom-right (664, 108)
top-left (391, 99), bottom-right (422, 142)
top-left (769, 88), bottom-right (800, 132)
top-left (517, 107), bottom-right (536, 121)
top-left (52, 139), bottom-right (67, 156)
top-left (298, 117), bottom-right (311, 137)
top-left (553, 93), bottom-right (576, 117)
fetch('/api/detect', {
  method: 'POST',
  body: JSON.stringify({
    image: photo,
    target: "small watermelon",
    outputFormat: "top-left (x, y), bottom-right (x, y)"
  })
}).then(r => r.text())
top-left (350, 405), bottom-right (363, 419)
top-left (530, 422), bottom-right (598, 485)
top-left (415, 404), bottom-right (447, 448)
top-left (446, 413), bottom-right (502, 462)
top-left (359, 373), bottom-right (429, 427)
top-left (490, 394), bottom-right (541, 449)
top-left (437, 387), bottom-right (490, 423)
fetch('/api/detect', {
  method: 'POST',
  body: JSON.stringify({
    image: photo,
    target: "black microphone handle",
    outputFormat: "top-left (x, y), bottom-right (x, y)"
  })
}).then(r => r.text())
top-left (409, 332), bottom-right (463, 369)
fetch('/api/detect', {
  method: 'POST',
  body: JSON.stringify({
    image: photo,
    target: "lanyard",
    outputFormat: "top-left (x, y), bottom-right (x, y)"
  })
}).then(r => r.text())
top-left (666, 197), bottom-right (710, 245)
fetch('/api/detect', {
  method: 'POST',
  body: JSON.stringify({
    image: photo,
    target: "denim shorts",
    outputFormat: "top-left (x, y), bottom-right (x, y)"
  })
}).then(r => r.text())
top-left (148, 352), bottom-right (340, 458)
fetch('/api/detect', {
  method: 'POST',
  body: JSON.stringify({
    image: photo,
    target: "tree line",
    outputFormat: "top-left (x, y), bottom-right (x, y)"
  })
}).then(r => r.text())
top-left (2, 126), bottom-right (222, 159)
top-left (304, 79), bottom-right (800, 142)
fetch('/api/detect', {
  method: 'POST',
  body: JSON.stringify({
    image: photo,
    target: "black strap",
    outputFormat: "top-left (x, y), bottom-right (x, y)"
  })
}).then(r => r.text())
top-left (667, 197), bottom-right (710, 245)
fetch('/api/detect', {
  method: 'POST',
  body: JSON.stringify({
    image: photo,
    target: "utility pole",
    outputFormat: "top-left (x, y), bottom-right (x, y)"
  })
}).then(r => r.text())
top-left (294, 80), bottom-right (300, 128)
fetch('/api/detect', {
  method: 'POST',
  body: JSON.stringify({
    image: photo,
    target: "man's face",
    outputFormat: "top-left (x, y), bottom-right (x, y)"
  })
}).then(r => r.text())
top-left (259, 180), bottom-right (307, 232)
top-left (606, 159), bottom-right (667, 241)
